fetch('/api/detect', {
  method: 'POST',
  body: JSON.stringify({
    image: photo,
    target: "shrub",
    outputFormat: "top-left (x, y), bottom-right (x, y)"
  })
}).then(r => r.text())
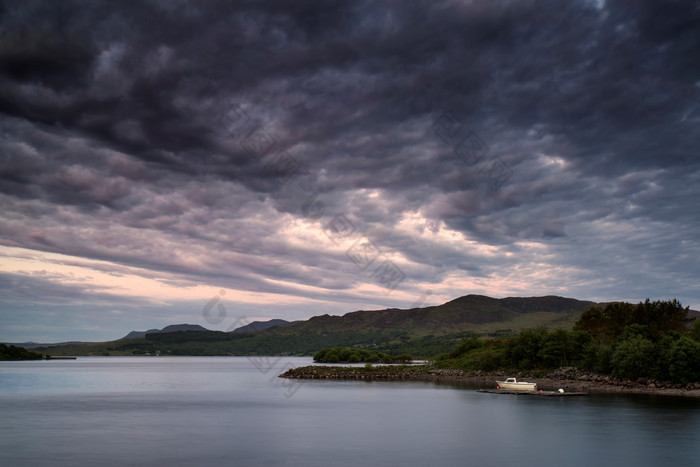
top-left (611, 335), bottom-right (656, 380)
top-left (448, 335), bottom-right (482, 359)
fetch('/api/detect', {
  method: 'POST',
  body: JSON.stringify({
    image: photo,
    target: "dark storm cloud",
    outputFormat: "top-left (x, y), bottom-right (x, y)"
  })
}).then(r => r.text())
top-left (1, 0), bottom-right (699, 341)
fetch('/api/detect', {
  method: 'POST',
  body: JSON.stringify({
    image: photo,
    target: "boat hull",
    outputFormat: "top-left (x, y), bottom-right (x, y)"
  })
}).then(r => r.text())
top-left (496, 381), bottom-right (537, 391)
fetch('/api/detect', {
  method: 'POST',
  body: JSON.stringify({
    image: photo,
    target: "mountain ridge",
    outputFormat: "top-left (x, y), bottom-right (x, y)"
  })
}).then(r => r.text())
top-left (230, 319), bottom-right (301, 333)
top-left (36, 294), bottom-right (601, 356)
top-left (290, 294), bottom-right (597, 335)
top-left (122, 323), bottom-right (210, 339)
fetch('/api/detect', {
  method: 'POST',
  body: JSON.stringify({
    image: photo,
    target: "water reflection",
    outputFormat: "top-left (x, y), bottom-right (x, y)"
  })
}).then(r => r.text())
top-left (1, 357), bottom-right (699, 467)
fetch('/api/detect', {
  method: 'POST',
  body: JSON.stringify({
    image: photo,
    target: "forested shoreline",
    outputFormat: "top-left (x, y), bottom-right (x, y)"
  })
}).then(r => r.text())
top-left (0, 343), bottom-right (43, 360)
top-left (310, 300), bottom-right (700, 385)
top-left (431, 299), bottom-right (700, 384)
top-left (19, 298), bottom-right (700, 386)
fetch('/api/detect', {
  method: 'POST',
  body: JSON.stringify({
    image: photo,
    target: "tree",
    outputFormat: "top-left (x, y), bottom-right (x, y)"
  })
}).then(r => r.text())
top-left (537, 329), bottom-right (569, 367)
top-left (475, 347), bottom-right (498, 371)
top-left (690, 320), bottom-right (700, 342)
top-left (611, 335), bottom-right (656, 380)
top-left (0, 343), bottom-right (43, 360)
top-left (569, 331), bottom-right (593, 363)
top-left (633, 299), bottom-right (690, 340)
top-left (448, 335), bottom-right (482, 359)
top-left (506, 327), bottom-right (548, 369)
top-left (575, 303), bottom-right (634, 344)
top-left (575, 299), bottom-right (690, 344)
top-left (324, 350), bottom-right (340, 362)
top-left (618, 324), bottom-right (650, 341)
top-left (574, 306), bottom-right (607, 342)
top-left (665, 336), bottom-right (700, 384)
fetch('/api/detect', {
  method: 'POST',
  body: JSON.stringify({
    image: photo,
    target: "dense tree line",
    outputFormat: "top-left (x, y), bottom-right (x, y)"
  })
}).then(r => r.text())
top-left (574, 299), bottom-right (690, 342)
top-left (0, 343), bottom-right (43, 360)
top-left (436, 300), bottom-right (700, 383)
top-left (314, 347), bottom-right (413, 363)
top-left (50, 328), bottom-right (449, 357)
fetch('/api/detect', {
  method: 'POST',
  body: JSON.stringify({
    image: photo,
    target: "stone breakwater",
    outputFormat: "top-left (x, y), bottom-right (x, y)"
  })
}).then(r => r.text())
top-left (280, 365), bottom-right (700, 398)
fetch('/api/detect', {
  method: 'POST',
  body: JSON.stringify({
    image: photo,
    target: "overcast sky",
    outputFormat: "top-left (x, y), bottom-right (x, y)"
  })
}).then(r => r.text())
top-left (1, 0), bottom-right (699, 342)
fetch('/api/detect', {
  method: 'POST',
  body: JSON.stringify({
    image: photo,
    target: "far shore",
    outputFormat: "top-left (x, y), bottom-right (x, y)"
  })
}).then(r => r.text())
top-left (280, 365), bottom-right (700, 398)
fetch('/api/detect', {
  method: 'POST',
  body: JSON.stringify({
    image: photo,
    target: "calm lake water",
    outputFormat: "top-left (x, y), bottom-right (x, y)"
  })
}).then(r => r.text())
top-left (1, 357), bottom-right (699, 466)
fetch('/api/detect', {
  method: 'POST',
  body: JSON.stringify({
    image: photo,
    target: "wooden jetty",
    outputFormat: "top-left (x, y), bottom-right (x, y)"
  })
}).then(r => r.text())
top-left (478, 389), bottom-right (588, 396)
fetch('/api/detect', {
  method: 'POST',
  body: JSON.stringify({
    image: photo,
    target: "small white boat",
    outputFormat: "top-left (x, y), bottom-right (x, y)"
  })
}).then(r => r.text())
top-left (496, 377), bottom-right (537, 391)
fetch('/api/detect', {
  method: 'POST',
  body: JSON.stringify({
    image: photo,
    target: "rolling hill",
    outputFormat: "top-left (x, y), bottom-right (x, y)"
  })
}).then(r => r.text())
top-left (296, 295), bottom-right (595, 335)
top-left (38, 294), bottom-right (598, 357)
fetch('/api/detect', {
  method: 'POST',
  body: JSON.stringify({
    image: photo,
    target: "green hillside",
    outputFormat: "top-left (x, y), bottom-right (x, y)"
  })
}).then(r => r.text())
top-left (39, 294), bottom-right (597, 357)
top-left (281, 295), bottom-right (594, 336)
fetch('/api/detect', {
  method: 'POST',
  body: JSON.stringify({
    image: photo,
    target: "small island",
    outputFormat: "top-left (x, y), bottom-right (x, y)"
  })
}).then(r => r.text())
top-left (0, 343), bottom-right (44, 361)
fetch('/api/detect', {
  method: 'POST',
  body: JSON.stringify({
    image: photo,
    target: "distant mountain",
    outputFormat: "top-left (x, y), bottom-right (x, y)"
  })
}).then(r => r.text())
top-left (160, 324), bottom-right (210, 333)
top-left (123, 329), bottom-right (160, 339)
top-left (6, 341), bottom-right (90, 349)
top-left (231, 319), bottom-right (300, 333)
top-left (35, 295), bottom-right (700, 358)
top-left (122, 324), bottom-right (210, 339)
top-left (41, 294), bottom-right (601, 356)
top-left (295, 295), bottom-right (597, 334)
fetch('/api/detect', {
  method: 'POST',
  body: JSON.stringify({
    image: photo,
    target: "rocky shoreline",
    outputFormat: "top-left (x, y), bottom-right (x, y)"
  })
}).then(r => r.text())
top-left (279, 365), bottom-right (700, 398)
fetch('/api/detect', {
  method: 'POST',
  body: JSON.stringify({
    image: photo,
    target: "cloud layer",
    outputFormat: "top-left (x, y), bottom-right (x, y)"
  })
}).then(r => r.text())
top-left (1, 0), bottom-right (699, 341)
